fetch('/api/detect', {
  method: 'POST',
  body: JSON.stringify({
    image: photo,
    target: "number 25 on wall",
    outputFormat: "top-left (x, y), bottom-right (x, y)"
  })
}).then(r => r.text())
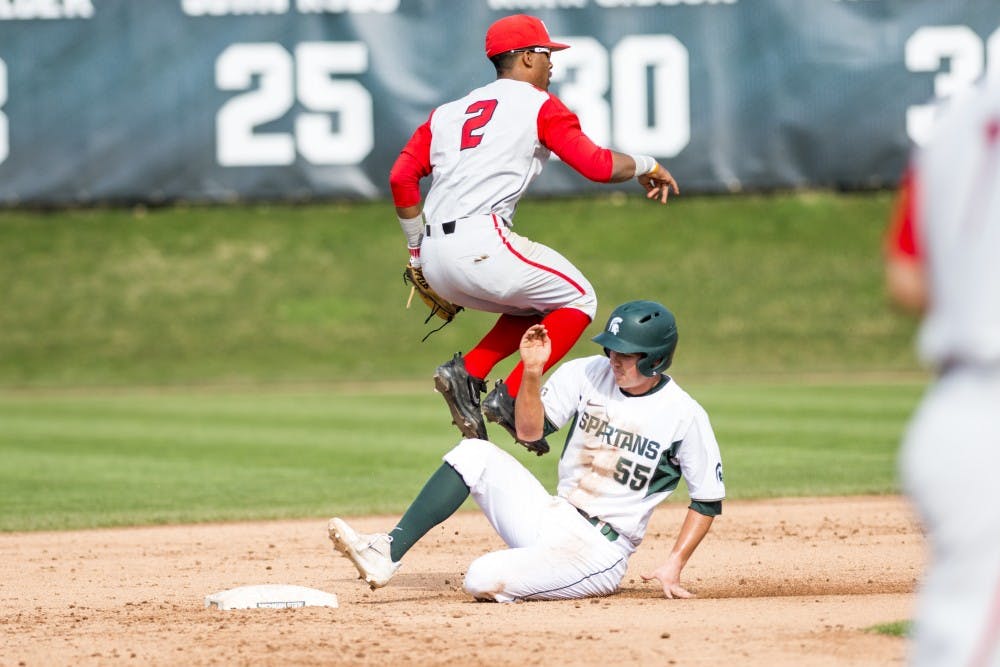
top-left (215, 42), bottom-right (373, 167)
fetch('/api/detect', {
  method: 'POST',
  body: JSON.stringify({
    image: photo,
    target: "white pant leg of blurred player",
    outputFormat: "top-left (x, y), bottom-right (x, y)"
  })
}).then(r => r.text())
top-left (899, 367), bottom-right (1000, 667)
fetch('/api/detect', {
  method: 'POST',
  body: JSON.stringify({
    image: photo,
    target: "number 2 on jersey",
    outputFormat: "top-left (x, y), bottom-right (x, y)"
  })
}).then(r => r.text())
top-left (460, 99), bottom-right (498, 150)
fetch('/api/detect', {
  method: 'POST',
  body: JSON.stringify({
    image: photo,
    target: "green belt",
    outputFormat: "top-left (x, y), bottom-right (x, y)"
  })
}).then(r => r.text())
top-left (576, 507), bottom-right (619, 542)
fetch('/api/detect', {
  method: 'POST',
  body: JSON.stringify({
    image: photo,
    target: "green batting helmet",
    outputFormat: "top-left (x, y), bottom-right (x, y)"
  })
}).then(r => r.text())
top-left (592, 300), bottom-right (678, 376)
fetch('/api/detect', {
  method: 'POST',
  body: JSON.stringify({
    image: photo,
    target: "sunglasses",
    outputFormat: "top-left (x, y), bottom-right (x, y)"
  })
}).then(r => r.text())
top-left (510, 46), bottom-right (551, 56)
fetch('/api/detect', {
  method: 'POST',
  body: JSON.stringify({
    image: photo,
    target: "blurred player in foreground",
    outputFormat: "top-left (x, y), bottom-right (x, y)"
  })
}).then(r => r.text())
top-left (388, 14), bottom-right (679, 451)
top-left (886, 78), bottom-right (1000, 667)
top-left (329, 300), bottom-right (724, 601)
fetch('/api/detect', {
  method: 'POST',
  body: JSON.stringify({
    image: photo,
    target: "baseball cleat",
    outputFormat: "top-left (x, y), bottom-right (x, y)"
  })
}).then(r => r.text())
top-left (433, 352), bottom-right (488, 440)
top-left (482, 380), bottom-right (550, 455)
top-left (327, 518), bottom-right (400, 590)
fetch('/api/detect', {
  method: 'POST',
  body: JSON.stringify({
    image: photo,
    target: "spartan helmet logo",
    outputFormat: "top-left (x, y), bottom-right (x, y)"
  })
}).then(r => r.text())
top-left (608, 316), bottom-right (623, 335)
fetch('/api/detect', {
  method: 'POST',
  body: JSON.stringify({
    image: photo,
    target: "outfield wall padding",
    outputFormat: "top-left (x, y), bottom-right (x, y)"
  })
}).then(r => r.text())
top-left (0, 0), bottom-right (997, 205)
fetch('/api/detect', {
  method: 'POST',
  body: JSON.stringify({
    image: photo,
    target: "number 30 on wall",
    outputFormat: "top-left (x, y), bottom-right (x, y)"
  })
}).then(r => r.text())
top-left (215, 42), bottom-right (373, 167)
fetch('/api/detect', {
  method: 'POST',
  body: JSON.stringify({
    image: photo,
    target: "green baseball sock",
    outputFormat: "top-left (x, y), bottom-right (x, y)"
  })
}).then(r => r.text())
top-left (388, 463), bottom-right (469, 562)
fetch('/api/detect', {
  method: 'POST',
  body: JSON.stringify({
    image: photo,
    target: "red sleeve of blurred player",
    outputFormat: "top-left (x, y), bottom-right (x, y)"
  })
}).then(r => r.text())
top-left (886, 165), bottom-right (923, 262)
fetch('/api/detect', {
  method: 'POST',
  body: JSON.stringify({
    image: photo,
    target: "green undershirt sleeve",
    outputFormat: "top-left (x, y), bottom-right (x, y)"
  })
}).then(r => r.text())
top-left (689, 500), bottom-right (722, 517)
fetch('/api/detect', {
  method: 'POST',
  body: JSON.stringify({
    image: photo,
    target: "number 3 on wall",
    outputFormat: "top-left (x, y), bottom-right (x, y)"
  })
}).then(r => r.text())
top-left (906, 25), bottom-right (1000, 146)
top-left (0, 59), bottom-right (8, 165)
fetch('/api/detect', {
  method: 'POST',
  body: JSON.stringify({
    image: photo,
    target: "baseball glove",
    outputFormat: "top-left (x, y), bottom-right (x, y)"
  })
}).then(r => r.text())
top-left (404, 264), bottom-right (463, 338)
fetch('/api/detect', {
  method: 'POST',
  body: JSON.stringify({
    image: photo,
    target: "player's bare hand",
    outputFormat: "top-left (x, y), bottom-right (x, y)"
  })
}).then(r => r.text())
top-left (638, 164), bottom-right (679, 204)
top-left (641, 564), bottom-right (695, 599)
top-left (519, 324), bottom-right (551, 373)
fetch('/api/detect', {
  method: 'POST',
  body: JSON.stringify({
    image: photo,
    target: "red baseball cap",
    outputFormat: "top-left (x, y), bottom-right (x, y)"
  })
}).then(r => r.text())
top-left (484, 14), bottom-right (570, 59)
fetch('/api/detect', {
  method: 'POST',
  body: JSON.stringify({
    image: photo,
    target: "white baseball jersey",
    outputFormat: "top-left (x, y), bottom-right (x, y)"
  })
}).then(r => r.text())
top-left (442, 356), bottom-right (724, 602)
top-left (390, 77), bottom-right (613, 226)
top-left (542, 355), bottom-right (726, 552)
top-left (908, 83), bottom-right (1000, 368)
top-left (423, 79), bottom-right (553, 226)
top-left (894, 79), bottom-right (1000, 667)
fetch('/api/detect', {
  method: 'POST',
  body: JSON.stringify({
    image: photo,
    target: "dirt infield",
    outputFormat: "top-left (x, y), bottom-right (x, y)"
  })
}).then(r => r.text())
top-left (1, 496), bottom-right (924, 666)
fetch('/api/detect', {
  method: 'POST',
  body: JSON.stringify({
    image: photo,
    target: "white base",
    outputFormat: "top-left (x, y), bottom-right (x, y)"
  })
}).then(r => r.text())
top-left (205, 584), bottom-right (339, 610)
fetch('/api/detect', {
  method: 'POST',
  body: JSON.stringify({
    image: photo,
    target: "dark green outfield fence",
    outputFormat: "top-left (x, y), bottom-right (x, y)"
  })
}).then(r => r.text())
top-left (0, 0), bottom-right (997, 205)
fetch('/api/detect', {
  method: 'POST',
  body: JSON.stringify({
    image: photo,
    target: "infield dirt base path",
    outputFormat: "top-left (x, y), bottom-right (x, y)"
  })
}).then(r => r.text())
top-left (1, 496), bottom-right (924, 666)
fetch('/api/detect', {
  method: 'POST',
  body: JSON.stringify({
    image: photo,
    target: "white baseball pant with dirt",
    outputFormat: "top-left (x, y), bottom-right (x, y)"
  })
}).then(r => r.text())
top-left (444, 438), bottom-right (629, 602)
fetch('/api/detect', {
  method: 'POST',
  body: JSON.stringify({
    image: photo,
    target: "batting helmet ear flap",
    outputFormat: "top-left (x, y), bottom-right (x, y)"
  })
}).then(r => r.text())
top-left (646, 353), bottom-right (668, 372)
top-left (603, 347), bottom-right (669, 374)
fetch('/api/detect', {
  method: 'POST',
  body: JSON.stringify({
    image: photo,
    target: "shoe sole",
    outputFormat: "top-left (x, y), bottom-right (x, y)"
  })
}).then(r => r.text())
top-left (433, 369), bottom-right (486, 440)
top-left (481, 401), bottom-right (512, 435)
top-left (327, 519), bottom-right (383, 590)
top-left (481, 393), bottom-right (519, 439)
top-left (480, 397), bottom-right (502, 424)
top-left (482, 395), bottom-right (549, 454)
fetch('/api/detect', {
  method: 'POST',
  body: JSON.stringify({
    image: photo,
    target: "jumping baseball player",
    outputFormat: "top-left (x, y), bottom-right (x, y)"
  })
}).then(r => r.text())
top-left (329, 300), bottom-right (724, 602)
top-left (389, 14), bottom-right (679, 452)
top-left (887, 79), bottom-right (1000, 667)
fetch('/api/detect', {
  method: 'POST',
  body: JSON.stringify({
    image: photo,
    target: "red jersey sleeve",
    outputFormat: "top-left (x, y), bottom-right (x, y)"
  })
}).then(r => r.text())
top-left (886, 165), bottom-right (922, 261)
top-left (389, 116), bottom-right (433, 208)
top-left (537, 95), bottom-right (614, 183)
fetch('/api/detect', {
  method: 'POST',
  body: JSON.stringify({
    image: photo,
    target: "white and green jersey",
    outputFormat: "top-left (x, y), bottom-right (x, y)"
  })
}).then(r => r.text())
top-left (540, 355), bottom-right (726, 551)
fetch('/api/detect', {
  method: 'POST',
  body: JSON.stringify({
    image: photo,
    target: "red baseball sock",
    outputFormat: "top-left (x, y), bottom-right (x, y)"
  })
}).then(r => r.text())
top-left (505, 307), bottom-right (591, 397)
top-left (462, 313), bottom-right (543, 381)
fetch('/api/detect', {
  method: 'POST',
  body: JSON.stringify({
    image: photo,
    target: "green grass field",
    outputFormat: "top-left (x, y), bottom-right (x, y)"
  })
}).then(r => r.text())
top-left (0, 192), bottom-right (927, 531)
top-left (0, 378), bottom-right (923, 531)
top-left (0, 192), bottom-right (917, 386)
top-left (867, 620), bottom-right (911, 638)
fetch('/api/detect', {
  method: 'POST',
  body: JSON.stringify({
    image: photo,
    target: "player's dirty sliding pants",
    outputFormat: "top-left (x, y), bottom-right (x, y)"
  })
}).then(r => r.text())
top-left (899, 367), bottom-right (1000, 667)
top-left (444, 439), bottom-right (630, 602)
top-left (420, 213), bottom-right (597, 319)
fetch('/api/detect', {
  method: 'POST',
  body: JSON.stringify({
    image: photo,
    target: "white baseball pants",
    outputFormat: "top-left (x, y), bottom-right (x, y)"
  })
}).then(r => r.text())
top-left (899, 367), bottom-right (1000, 667)
top-left (444, 438), bottom-right (629, 602)
top-left (420, 213), bottom-right (597, 319)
